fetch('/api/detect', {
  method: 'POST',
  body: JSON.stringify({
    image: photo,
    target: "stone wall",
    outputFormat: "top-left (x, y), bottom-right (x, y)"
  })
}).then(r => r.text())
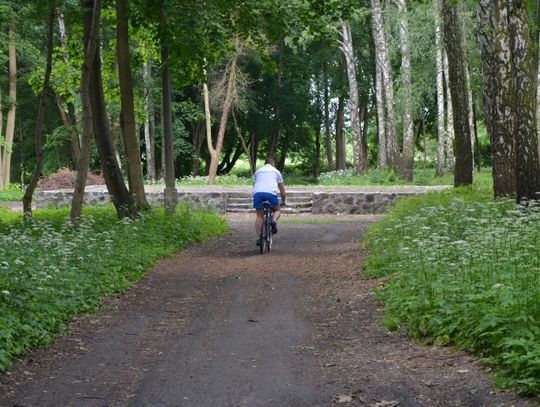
top-left (36, 190), bottom-right (228, 212)
top-left (311, 192), bottom-right (416, 214)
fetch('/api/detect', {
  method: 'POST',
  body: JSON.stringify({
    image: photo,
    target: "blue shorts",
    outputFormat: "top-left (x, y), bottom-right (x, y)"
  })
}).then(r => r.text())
top-left (253, 192), bottom-right (279, 209)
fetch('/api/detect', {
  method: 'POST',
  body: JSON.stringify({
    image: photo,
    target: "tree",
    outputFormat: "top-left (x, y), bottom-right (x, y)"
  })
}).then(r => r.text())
top-left (160, 2), bottom-right (177, 214)
top-left (71, 0), bottom-right (102, 223)
top-left (395, 0), bottom-right (414, 181)
top-left (87, 0), bottom-right (138, 219)
top-left (442, 0), bottom-right (472, 187)
top-left (477, 0), bottom-right (539, 199)
top-left (23, 1), bottom-right (56, 219)
top-left (434, 0), bottom-right (446, 177)
top-left (116, 0), bottom-right (149, 210)
top-left (0, 27), bottom-right (16, 189)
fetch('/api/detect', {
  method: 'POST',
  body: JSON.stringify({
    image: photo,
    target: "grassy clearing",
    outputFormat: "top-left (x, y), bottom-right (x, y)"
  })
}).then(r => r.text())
top-left (0, 185), bottom-right (23, 201)
top-left (173, 168), bottom-right (492, 188)
top-left (364, 187), bottom-right (540, 396)
top-left (0, 204), bottom-right (228, 371)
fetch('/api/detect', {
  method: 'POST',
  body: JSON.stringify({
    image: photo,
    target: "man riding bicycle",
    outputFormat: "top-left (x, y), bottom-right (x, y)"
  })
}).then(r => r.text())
top-left (253, 158), bottom-right (286, 247)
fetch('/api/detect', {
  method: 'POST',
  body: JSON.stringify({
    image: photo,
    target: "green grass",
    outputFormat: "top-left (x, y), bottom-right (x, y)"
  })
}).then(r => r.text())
top-left (364, 187), bottom-right (540, 396)
top-left (0, 185), bottom-right (23, 201)
top-left (0, 204), bottom-right (228, 371)
top-left (172, 168), bottom-right (493, 188)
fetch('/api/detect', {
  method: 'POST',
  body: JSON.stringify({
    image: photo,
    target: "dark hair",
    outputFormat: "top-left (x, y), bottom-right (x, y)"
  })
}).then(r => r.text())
top-left (265, 158), bottom-right (275, 166)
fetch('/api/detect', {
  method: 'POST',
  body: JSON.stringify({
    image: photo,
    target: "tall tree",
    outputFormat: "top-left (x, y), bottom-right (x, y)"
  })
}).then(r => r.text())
top-left (477, 1), bottom-right (517, 197)
top-left (160, 2), bottom-right (177, 214)
top-left (143, 59), bottom-right (156, 181)
top-left (88, 0), bottom-right (138, 218)
top-left (116, 0), bottom-right (150, 210)
top-left (443, 52), bottom-right (455, 173)
top-left (510, 0), bottom-right (540, 200)
top-left (0, 27), bottom-right (17, 189)
top-left (396, 0), bottom-right (414, 181)
top-left (207, 46), bottom-right (239, 185)
top-left (23, 1), bottom-right (56, 219)
top-left (434, 0), bottom-right (446, 177)
top-left (323, 60), bottom-right (334, 171)
top-left (442, 0), bottom-right (473, 187)
top-left (371, 0), bottom-right (398, 170)
top-left (339, 21), bottom-right (368, 172)
top-left (71, 0), bottom-right (102, 223)
top-left (335, 94), bottom-right (346, 170)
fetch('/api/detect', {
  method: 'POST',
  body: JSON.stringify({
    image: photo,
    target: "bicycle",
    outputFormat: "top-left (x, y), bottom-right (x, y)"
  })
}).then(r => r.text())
top-left (259, 201), bottom-right (274, 254)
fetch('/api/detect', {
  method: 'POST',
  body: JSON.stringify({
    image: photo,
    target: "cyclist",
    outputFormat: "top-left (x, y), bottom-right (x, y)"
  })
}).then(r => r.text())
top-left (253, 158), bottom-right (286, 246)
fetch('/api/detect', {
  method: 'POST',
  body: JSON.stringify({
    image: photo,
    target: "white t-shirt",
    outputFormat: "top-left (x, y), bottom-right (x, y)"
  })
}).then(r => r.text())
top-left (253, 164), bottom-right (284, 195)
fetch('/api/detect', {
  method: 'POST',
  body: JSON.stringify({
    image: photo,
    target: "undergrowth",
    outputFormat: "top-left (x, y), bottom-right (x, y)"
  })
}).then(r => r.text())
top-left (364, 187), bottom-right (540, 396)
top-left (0, 204), bottom-right (228, 371)
top-left (0, 185), bottom-right (23, 202)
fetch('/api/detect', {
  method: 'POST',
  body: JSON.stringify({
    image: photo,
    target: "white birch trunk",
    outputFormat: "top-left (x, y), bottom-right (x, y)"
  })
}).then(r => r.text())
top-left (143, 60), bottom-right (156, 182)
top-left (396, 0), bottom-right (414, 181)
top-left (1, 28), bottom-right (17, 188)
top-left (465, 62), bottom-right (475, 166)
top-left (371, 0), bottom-right (398, 169)
top-left (435, 0), bottom-right (446, 176)
top-left (443, 50), bottom-right (455, 173)
top-left (375, 58), bottom-right (387, 168)
top-left (339, 21), bottom-right (367, 172)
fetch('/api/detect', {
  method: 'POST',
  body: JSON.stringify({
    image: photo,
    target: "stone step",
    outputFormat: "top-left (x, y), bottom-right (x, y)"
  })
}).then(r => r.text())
top-left (227, 199), bottom-right (313, 206)
top-left (227, 192), bottom-right (313, 199)
top-left (227, 207), bottom-right (312, 214)
top-left (227, 202), bottom-right (313, 209)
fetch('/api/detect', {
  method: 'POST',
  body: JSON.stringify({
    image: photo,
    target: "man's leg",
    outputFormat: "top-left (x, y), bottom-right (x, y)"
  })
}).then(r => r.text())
top-left (255, 209), bottom-right (264, 239)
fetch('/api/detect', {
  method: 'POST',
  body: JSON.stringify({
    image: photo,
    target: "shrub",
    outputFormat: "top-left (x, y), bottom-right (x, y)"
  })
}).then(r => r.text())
top-left (0, 205), bottom-right (228, 371)
top-left (364, 187), bottom-right (540, 396)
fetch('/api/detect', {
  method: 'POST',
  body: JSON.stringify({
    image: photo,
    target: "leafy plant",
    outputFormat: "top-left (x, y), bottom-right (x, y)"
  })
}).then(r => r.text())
top-left (0, 204), bottom-right (228, 371)
top-left (364, 187), bottom-right (540, 396)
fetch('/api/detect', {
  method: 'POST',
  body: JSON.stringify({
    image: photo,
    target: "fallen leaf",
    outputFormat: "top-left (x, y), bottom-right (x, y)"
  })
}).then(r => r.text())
top-left (371, 401), bottom-right (399, 407)
top-left (332, 394), bottom-right (354, 403)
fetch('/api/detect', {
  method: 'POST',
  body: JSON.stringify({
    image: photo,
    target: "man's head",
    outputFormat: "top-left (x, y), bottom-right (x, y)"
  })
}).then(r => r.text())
top-left (265, 158), bottom-right (275, 166)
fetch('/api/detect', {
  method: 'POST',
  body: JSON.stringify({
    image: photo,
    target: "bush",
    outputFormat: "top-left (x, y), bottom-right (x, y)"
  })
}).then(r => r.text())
top-left (0, 185), bottom-right (23, 202)
top-left (0, 205), bottom-right (228, 371)
top-left (38, 168), bottom-right (105, 190)
top-left (364, 187), bottom-right (540, 396)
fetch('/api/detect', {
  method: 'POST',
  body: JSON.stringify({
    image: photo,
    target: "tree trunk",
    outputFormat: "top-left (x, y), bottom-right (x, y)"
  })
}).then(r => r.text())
top-left (143, 60), bottom-right (156, 182)
top-left (208, 51), bottom-right (238, 185)
top-left (116, 0), bottom-right (149, 210)
top-left (335, 95), bottom-right (346, 170)
top-left (371, 0), bottom-right (398, 170)
top-left (435, 0), bottom-right (446, 177)
top-left (268, 46), bottom-right (283, 162)
top-left (396, 0), bottom-right (414, 181)
top-left (232, 111), bottom-right (254, 175)
top-left (71, 0), bottom-right (102, 223)
top-left (537, 0), bottom-right (540, 164)
top-left (443, 51), bottom-right (455, 173)
top-left (375, 51), bottom-right (387, 169)
top-left (465, 62), bottom-right (476, 169)
top-left (89, 4), bottom-right (137, 218)
top-left (160, 4), bottom-right (177, 214)
top-left (442, 0), bottom-right (473, 187)
top-left (323, 61), bottom-right (334, 172)
top-left (510, 1), bottom-right (540, 200)
top-left (23, 2), bottom-right (56, 219)
top-left (340, 21), bottom-right (367, 172)
top-left (1, 28), bottom-right (17, 189)
top-left (472, 97), bottom-right (481, 171)
top-left (477, 1), bottom-right (517, 197)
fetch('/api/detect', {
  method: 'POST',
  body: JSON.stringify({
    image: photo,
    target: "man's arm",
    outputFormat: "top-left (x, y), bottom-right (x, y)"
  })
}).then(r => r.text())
top-left (278, 183), bottom-right (286, 205)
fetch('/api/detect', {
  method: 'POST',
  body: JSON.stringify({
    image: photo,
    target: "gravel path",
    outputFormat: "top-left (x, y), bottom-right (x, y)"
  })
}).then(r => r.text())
top-left (0, 215), bottom-right (535, 407)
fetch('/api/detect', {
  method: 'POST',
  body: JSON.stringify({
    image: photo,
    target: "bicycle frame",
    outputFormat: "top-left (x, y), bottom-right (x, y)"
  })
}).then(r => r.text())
top-left (259, 201), bottom-right (273, 254)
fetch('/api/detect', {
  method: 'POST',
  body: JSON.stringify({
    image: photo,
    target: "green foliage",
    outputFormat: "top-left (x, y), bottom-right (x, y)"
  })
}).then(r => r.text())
top-left (0, 204), bottom-right (228, 371)
top-left (0, 184), bottom-right (23, 201)
top-left (364, 188), bottom-right (540, 395)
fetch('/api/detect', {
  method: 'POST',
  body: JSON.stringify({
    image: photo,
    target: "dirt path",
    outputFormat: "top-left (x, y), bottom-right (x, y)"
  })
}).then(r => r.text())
top-left (0, 215), bottom-right (535, 407)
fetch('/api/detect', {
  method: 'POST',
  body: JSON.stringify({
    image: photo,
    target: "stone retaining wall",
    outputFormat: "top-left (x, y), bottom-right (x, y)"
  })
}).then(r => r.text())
top-left (312, 191), bottom-right (417, 214)
top-left (35, 188), bottom-right (425, 214)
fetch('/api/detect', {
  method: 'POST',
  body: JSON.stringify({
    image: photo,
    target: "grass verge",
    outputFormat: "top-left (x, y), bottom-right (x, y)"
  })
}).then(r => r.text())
top-left (0, 204), bottom-right (228, 371)
top-left (363, 187), bottom-right (540, 397)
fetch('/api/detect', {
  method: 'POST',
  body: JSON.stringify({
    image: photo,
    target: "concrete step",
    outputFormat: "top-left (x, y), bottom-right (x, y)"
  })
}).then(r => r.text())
top-left (227, 207), bottom-right (312, 214)
top-left (227, 202), bottom-right (313, 209)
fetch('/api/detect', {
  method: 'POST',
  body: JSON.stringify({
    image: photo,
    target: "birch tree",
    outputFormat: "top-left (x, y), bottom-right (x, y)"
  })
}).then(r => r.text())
top-left (396, 0), bottom-right (414, 181)
top-left (0, 28), bottom-right (16, 189)
top-left (434, 0), bottom-right (446, 177)
top-left (442, 0), bottom-right (472, 186)
top-left (339, 21), bottom-right (367, 172)
top-left (371, 0), bottom-right (398, 169)
top-left (443, 51), bottom-right (455, 173)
